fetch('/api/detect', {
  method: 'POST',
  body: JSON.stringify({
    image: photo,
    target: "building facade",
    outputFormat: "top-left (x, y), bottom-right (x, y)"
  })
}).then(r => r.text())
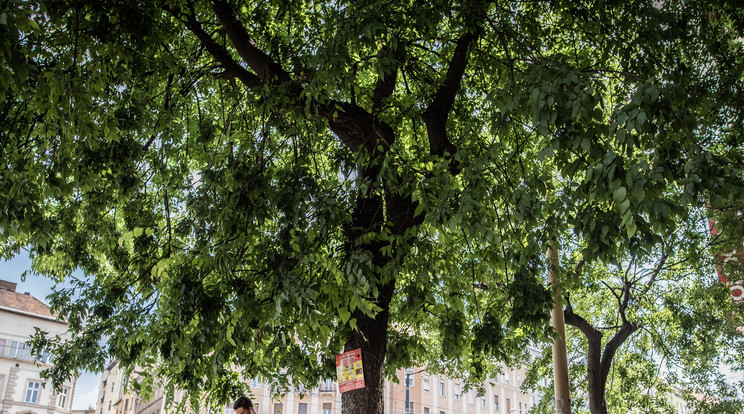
top-left (215, 364), bottom-right (537, 414)
top-left (0, 280), bottom-right (77, 414)
top-left (96, 363), bottom-right (191, 414)
top-left (386, 366), bottom-right (535, 414)
top-left (96, 361), bottom-right (537, 414)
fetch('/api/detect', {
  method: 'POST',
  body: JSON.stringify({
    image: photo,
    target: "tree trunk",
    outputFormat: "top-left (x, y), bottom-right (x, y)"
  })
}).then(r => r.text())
top-left (341, 278), bottom-right (394, 414)
top-left (585, 329), bottom-right (606, 414)
top-left (564, 308), bottom-right (606, 414)
top-left (338, 118), bottom-right (415, 414)
top-left (565, 309), bottom-right (640, 414)
top-left (547, 240), bottom-right (571, 414)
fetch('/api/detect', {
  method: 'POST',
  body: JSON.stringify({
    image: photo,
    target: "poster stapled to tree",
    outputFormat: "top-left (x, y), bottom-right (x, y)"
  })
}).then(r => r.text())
top-left (336, 349), bottom-right (365, 393)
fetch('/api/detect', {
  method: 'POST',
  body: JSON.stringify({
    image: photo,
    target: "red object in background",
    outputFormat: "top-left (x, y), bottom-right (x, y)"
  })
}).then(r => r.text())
top-left (709, 219), bottom-right (744, 302)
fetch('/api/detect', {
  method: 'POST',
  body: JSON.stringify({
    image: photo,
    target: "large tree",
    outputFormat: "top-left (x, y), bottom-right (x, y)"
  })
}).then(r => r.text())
top-left (2, 0), bottom-right (744, 413)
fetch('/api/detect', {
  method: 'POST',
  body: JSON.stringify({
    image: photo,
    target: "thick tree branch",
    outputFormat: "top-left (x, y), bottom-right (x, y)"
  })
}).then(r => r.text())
top-left (371, 49), bottom-right (398, 111)
top-left (175, 7), bottom-right (262, 88)
top-left (618, 280), bottom-right (631, 324)
top-left (600, 321), bottom-right (639, 381)
top-left (181, 1), bottom-right (377, 153)
top-left (318, 102), bottom-right (392, 154)
top-left (564, 300), bottom-right (601, 341)
top-left (423, 1), bottom-right (490, 159)
top-left (211, 0), bottom-right (292, 84)
top-left (423, 31), bottom-right (477, 158)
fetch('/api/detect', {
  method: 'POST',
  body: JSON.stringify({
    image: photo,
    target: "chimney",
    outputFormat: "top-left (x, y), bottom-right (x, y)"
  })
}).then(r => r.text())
top-left (0, 280), bottom-right (18, 292)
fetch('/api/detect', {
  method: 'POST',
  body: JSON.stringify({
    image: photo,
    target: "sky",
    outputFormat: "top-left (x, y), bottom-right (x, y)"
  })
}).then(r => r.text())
top-left (0, 252), bottom-right (101, 410)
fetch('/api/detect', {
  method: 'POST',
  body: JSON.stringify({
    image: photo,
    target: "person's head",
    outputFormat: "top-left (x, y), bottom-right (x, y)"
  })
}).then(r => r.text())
top-left (233, 396), bottom-right (254, 414)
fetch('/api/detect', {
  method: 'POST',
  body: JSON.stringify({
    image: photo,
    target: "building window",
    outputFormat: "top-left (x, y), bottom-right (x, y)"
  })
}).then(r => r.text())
top-left (297, 403), bottom-right (308, 414)
top-left (10, 341), bottom-right (33, 360)
top-left (405, 401), bottom-right (414, 414)
top-left (454, 384), bottom-right (461, 400)
top-left (273, 402), bottom-right (283, 414)
top-left (322, 403), bottom-right (332, 414)
top-left (494, 395), bottom-right (500, 411)
top-left (424, 408), bottom-right (429, 414)
top-left (0, 338), bottom-right (5, 355)
top-left (25, 381), bottom-right (41, 403)
top-left (319, 379), bottom-right (335, 392)
top-left (405, 368), bottom-right (415, 387)
top-left (439, 380), bottom-right (445, 396)
top-left (423, 374), bottom-right (430, 392)
top-left (506, 398), bottom-right (511, 413)
top-left (468, 389), bottom-right (475, 404)
top-left (58, 388), bottom-right (69, 408)
top-left (481, 398), bottom-right (486, 408)
top-left (506, 375), bottom-right (510, 386)
top-left (519, 402), bottom-right (523, 414)
top-left (252, 378), bottom-right (261, 388)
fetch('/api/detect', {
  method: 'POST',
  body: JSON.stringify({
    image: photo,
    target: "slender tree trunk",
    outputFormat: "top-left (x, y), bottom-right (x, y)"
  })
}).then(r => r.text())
top-left (547, 240), bottom-right (571, 414)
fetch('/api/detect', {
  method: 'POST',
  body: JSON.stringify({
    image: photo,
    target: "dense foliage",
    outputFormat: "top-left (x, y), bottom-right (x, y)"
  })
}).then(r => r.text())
top-left (2, 0), bottom-right (743, 412)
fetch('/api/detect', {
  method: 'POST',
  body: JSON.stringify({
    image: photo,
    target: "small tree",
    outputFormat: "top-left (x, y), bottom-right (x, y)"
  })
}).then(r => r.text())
top-left (527, 210), bottom-right (744, 414)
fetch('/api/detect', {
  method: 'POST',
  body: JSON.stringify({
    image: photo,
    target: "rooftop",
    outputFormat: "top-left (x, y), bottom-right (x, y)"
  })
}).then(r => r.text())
top-left (0, 279), bottom-right (59, 319)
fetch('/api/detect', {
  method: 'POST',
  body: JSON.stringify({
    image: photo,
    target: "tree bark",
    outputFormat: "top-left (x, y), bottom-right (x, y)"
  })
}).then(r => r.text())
top-left (565, 308), bottom-right (640, 414)
top-left (564, 308), bottom-right (605, 414)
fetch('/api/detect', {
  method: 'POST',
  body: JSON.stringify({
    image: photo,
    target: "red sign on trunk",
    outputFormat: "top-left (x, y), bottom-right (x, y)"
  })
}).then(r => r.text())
top-left (336, 348), bottom-right (365, 393)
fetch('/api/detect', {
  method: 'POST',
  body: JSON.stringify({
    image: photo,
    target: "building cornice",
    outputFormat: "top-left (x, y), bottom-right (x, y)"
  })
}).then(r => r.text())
top-left (0, 305), bottom-right (67, 325)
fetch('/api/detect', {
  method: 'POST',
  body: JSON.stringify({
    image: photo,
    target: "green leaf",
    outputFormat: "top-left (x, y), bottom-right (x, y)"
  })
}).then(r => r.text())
top-left (619, 199), bottom-right (630, 213)
top-left (340, 309), bottom-right (351, 324)
top-left (626, 222), bottom-right (637, 238)
top-left (636, 111), bottom-right (646, 126)
top-left (613, 187), bottom-right (627, 203)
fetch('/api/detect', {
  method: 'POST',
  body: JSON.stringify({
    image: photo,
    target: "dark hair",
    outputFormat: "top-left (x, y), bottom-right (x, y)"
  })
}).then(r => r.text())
top-left (233, 396), bottom-right (253, 409)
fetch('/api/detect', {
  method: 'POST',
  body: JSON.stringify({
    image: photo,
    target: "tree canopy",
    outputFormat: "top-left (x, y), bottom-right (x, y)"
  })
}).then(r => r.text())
top-left (2, 0), bottom-right (744, 412)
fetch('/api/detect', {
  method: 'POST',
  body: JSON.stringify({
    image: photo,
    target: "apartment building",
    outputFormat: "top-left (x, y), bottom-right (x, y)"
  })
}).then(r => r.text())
top-left (387, 366), bottom-right (535, 414)
top-left (95, 360), bottom-right (537, 414)
top-left (0, 279), bottom-right (77, 414)
top-left (96, 362), bottom-right (194, 414)
top-left (216, 364), bottom-right (538, 414)
top-left (245, 376), bottom-right (342, 414)
top-left (97, 360), bottom-right (131, 414)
